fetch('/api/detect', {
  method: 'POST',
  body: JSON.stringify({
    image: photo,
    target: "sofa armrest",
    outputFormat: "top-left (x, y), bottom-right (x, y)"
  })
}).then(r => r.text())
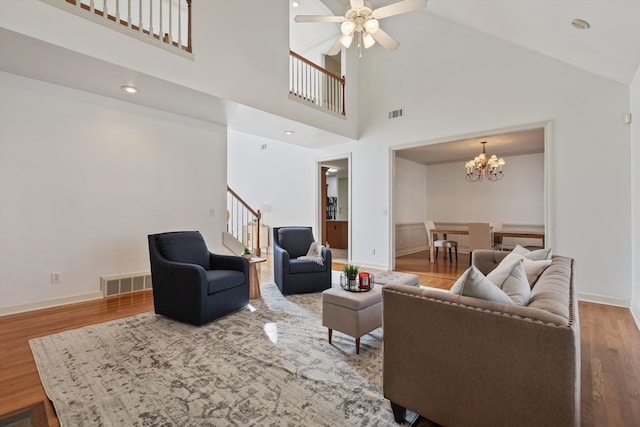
top-left (382, 285), bottom-right (580, 427)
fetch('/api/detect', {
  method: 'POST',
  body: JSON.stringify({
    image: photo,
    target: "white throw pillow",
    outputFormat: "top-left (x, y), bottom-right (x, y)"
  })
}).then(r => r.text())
top-left (498, 259), bottom-right (530, 306)
top-left (487, 252), bottom-right (552, 286)
top-left (512, 244), bottom-right (552, 261)
top-left (450, 266), bottom-right (514, 305)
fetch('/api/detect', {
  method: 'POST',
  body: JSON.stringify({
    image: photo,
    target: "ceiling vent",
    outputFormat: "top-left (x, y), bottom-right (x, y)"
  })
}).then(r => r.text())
top-left (388, 108), bottom-right (403, 119)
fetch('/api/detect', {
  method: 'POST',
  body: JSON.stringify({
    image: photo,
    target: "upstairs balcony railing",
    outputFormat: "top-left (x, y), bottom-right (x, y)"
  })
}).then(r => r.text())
top-left (43, 0), bottom-right (192, 54)
top-left (290, 50), bottom-right (345, 116)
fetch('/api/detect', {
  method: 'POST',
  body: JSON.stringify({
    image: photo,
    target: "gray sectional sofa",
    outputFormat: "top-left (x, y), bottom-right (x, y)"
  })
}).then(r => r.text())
top-left (382, 249), bottom-right (580, 427)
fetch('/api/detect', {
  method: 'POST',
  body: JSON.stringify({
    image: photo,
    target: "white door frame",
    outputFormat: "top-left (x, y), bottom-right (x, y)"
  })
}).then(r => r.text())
top-left (388, 120), bottom-right (553, 270)
top-left (316, 153), bottom-right (352, 263)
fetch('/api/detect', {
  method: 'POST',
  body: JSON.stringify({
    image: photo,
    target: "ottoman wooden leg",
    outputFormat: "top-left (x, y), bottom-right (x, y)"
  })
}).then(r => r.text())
top-left (328, 328), bottom-right (333, 344)
top-left (356, 337), bottom-right (360, 354)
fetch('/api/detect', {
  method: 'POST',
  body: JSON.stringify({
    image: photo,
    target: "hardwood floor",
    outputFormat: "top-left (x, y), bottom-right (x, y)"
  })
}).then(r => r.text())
top-left (1, 251), bottom-right (638, 426)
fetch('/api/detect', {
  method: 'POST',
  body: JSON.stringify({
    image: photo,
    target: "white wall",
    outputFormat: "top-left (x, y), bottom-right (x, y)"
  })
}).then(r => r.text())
top-left (394, 157), bottom-right (428, 224)
top-left (0, 72), bottom-right (228, 312)
top-left (0, 0), bottom-right (358, 140)
top-left (337, 178), bottom-right (348, 220)
top-left (317, 13), bottom-right (632, 303)
top-left (631, 65), bottom-right (640, 325)
top-left (425, 153), bottom-right (544, 224)
top-left (1, 6), bottom-right (636, 309)
top-left (227, 129), bottom-right (317, 236)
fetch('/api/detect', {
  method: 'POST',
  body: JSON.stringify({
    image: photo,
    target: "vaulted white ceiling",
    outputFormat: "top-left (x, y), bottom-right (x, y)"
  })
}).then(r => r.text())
top-left (294, 0), bottom-right (640, 85)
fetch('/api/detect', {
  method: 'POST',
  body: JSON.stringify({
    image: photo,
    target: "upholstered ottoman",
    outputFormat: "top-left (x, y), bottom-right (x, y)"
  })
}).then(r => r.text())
top-left (322, 286), bottom-right (382, 354)
top-left (373, 271), bottom-right (420, 287)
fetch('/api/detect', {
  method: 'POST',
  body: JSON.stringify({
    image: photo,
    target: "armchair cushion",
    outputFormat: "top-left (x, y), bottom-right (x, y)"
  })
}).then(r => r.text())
top-left (206, 270), bottom-right (246, 294)
top-left (277, 227), bottom-right (315, 258)
top-left (289, 259), bottom-right (327, 274)
top-left (155, 231), bottom-right (210, 269)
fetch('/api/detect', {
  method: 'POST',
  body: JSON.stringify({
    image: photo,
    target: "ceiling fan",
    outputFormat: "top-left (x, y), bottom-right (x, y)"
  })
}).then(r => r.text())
top-left (294, 0), bottom-right (427, 56)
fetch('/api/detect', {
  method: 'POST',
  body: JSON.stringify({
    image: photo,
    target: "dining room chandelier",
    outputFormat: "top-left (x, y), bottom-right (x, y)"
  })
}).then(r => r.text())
top-left (465, 141), bottom-right (506, 182)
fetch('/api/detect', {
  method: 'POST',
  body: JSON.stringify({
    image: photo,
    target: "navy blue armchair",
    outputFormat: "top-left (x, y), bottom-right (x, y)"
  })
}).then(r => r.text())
top-left (273, 227), bottom-right (332, 295)
top-left (148, 231), bottom-right (249, 326)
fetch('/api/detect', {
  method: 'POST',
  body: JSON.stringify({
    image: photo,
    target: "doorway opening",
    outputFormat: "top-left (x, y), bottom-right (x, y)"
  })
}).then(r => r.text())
top-left (389, 121), bottom-right (552, 270)
top-left (318, 155), bottom-right (351, 264)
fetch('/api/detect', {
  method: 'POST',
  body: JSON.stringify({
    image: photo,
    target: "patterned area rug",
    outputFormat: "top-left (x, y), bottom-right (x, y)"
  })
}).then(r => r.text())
top-left (30, 283), bottom-right (407, 426)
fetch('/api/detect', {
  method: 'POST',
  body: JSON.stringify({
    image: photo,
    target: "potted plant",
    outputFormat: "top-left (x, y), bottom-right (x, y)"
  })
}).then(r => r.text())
top-left (242, 248), bottom-right (253, 259)
top-left (343, 264), bottom-right (359, 290)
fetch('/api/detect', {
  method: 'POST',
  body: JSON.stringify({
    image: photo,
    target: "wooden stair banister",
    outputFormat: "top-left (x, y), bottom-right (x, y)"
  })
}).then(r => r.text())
top-left (226, 185), bottom-right (263, 256)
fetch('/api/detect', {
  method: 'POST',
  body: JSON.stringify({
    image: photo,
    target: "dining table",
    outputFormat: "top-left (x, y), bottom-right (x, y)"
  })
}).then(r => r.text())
top-left (428, 227), bottom-right (545, 262)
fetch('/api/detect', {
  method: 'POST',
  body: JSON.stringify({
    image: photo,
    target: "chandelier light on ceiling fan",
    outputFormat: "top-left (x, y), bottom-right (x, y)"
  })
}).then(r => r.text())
top-left (465, 142), bottom-right (506, 182)
top-left (294, 0), bottom-right (427, 57)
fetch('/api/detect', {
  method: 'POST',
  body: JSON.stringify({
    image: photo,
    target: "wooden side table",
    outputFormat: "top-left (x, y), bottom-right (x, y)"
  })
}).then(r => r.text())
top-left (247, 257), bottom-right (267, 299)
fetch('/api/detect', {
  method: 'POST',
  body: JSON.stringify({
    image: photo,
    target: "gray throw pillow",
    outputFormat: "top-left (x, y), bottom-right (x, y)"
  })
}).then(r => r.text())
top-left (512, 244), bottom-right (552, 260)
top-left (498, 259), bottom-right (530, 306)
top-left (487, 252), bottom-right (552, 286)
top-left (450, 266), bottom-right (514, 305)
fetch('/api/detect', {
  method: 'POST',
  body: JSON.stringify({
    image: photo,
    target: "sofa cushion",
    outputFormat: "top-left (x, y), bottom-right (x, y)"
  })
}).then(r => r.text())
top-left (277, 228), bottom-right (315, 258)
top-left (206, 270), bottom-right (246, 294)
top-left (288, 259), bottom-right (326, 274)
top-left (512, 244), bottom-right (552, 260)
top-left (156, 231), bottom-right (210, 270)
top-left (450, 266), bottom-right (514, 305)
top-left (487, 252), bottom-right (552, 286)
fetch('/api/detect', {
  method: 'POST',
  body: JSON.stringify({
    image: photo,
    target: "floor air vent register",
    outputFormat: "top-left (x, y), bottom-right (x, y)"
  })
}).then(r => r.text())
top-left (100, 272), bottom-right (152, 297)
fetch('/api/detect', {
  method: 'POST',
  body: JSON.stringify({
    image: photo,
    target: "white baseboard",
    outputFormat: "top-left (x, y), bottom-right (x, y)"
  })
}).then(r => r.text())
top-left (631, 302), bottom-right (640, 331)
top-left (395, 244), bottom-right (427, 257)
top-left (577, 292), bottom-right (630, 308)
top-left (0, 291), bottom-right (103, 317)
top-left (348, 260), bottom-right (389, 271)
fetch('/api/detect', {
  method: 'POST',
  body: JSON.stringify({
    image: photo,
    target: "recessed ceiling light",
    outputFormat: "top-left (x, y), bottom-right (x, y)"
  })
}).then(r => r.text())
top-left (121, 85), bottom-right (138, 94)
top-left (571, 19), bottom-right (590, 30)
top-left (292, 1), bottom-right (300, 7)
top-left (284, 130), bottom-right (295, 135)
top-left (327, 167), bottom-right (338, 173)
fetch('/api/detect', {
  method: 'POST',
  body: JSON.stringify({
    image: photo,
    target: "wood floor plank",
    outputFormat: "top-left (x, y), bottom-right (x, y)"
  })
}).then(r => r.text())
top-left (1, 252), bottom-right (638, 426)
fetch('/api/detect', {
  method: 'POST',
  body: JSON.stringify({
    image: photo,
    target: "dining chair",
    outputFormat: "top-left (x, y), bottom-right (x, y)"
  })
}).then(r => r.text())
top-left (489, 221), bottom-right (504, 250)
top-left (424, 220), bottom-right (458, 263)
top-left (468, 223), bottom-right (502, 263)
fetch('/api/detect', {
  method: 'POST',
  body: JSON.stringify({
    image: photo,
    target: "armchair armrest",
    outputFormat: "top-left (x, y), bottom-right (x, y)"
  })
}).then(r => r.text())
top-left (210, 252), bottom-right (249, 276)
top-left (321, 246), bottom-right (332, 265)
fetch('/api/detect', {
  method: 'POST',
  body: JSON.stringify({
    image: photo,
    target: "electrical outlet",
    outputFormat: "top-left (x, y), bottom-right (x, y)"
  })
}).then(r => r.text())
top-left (372, 248), bottom-right (376, 255)
top-left (51, 272), bottom-right (61, 284)
top-left (209, 208), bottom-right (215, 216)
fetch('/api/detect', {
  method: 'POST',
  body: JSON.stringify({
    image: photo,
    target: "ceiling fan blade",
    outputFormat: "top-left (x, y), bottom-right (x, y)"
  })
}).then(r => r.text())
top-left (371, 28), bottom-right (400, 51)
top-left (326, 38), bottom-right (343, 56)
top-left (294, 15), bottom-right (345, 23)
top-left (350, 0), bottom-right (364, 10)
top-left (372, 0), bottom-right (427, 19)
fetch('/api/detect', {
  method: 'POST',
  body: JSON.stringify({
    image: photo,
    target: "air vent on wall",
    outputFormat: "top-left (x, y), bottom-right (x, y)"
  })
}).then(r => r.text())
top-left (388, 108), bottom-right (403, 119)
top-left (100, 272), bottom-right (152, 297)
